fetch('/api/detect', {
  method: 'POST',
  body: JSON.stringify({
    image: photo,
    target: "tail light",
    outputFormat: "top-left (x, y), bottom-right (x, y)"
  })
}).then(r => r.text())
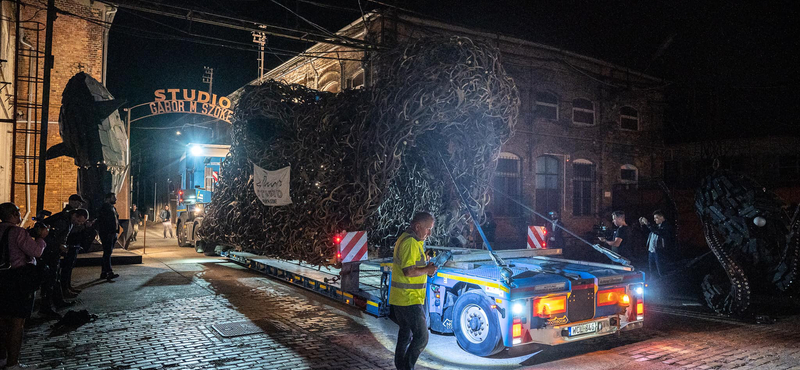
top-left (533, 296), bottom-right (566, 318)
top-left (512, 323), bottom-right (522, 337)
top-left (334, 235), bottom-right (342, 244)
top-left (597, 287), bottom-right (628, 306)
top-left (637, 302), bottom-right (644, 315)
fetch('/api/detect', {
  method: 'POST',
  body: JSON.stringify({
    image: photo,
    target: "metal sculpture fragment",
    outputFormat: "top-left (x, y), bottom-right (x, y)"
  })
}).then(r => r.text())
top-left (47, 72), bottom-right (128, 212)
top-left (695, 170), bottom-right (799, 315)
top-left (198, 36), bottom-right (520, 265)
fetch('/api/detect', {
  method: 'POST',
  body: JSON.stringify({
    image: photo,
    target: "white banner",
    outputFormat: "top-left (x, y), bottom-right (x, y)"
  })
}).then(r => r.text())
top-left (253, 164), bottom-right (293, 206)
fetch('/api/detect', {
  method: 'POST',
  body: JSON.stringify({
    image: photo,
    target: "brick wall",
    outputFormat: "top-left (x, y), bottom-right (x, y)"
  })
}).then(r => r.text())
top-left (11, 0), bottom-right (111, 217)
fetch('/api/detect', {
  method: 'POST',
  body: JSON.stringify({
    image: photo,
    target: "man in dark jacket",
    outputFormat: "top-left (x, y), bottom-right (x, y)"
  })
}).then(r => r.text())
top-left (639, 210), bottom-right (673, 280)
top-left (40, 208), bottom-right (88, 315)
top-left (97, 193), bottom-right (120, 280)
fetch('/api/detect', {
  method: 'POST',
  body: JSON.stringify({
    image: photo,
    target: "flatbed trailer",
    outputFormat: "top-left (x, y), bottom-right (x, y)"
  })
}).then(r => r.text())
top-left (224, 246), bottom-right (645, 357)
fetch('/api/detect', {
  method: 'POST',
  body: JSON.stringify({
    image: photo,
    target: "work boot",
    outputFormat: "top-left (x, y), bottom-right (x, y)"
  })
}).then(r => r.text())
top-left (62, 289), bottom-right (79, 299)
top-left (104, 272), bottom-right (120, 281)
top-left (54, 300), bottom-right (76, 310)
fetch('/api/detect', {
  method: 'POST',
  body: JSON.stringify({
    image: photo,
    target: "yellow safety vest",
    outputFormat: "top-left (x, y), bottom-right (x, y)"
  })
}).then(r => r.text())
top-left (389, 232), bottom-right (428, 306)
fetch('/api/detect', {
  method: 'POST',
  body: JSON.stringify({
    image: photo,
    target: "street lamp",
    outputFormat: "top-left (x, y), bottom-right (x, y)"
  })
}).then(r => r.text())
top-left (176, 130), bottom-right (182, 135)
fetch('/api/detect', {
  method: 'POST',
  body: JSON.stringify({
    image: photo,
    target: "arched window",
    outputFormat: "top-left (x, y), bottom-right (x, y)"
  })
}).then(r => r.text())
top-left (320, 81), bottom-right (340, 93)
top-left (350, 70), bottom-right (365, 89)
top-left (491, 153), bottom-right (522, 217)
top-left (572, 159), bottom-right (595, 216)
top-left (535, 91), bottom-right (559, 120)
top-left (535, 155), bottom-right (561, 222)
top-left (620, 106), bottom-right (639, 131)
top-left (572, 98), bottom-right (595, 126)
top-left (620, 164), bottom-right (638, 183)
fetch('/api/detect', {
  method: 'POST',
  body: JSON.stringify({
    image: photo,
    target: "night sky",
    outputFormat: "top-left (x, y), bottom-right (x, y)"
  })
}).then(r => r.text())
top-left (104, 0), bottom-right (799, 208)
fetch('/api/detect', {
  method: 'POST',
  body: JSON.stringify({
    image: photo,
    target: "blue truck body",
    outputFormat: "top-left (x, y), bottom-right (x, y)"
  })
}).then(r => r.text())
top-left (226, 246), bottom-right (645, 357)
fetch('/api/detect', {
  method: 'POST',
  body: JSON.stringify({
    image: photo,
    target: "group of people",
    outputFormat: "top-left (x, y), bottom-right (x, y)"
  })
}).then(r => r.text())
top-left (596, 209), bottom-right (673, 280)
top-left (0, 193), bottom-right (122, 369)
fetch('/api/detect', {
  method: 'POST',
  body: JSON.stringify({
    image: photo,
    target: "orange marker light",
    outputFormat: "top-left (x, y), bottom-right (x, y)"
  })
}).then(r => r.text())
top-left (512, 323), bottom-right (522, 338)
top-left (637, 302), bottom-right (644, 315)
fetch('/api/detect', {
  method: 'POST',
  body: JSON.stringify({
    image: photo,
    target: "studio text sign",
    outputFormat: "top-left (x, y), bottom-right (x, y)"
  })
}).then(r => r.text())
top-left (128, 88), bottom-right (235, 124)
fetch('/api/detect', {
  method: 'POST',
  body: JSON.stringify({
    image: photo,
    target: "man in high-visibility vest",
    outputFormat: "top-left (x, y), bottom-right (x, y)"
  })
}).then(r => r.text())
top-left (390, 212), bottom-right (437, 370)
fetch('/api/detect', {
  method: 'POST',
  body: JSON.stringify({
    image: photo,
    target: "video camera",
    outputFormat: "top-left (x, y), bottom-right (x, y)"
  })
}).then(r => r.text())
top-left (28, 210), bottom-right (51, 238)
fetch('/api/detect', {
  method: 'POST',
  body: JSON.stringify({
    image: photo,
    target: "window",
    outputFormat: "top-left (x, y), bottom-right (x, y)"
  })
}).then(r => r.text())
top-left (535, 91), bottom-right (559, 120)
top-left (620, 164), bottom-right (638, 183)
top-left (572, 98), bottom-right (595, 125)
top-left (536, 156), bottom-right (561, 223)
top-left (572, 159), bottom-right (595, 216)
top-left (492, 153), bottom-right (522, 217)
top-left (620, 106), bottom-right (639, 130)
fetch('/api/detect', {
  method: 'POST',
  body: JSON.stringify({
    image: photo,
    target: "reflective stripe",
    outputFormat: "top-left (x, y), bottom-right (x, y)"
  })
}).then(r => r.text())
top-left (415, 260), bottom-right (428, 267)
top-left (391, 281), bottom-right (427, 290)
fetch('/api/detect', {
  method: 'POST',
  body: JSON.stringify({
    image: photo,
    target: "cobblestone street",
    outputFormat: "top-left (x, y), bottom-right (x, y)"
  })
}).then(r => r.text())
top-left (18, 227), bottom-right (800, 370)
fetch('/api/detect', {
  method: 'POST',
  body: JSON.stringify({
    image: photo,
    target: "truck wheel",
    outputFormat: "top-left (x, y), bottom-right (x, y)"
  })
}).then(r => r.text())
top-left (452, 291), bottom-right (504, 357)
top-left (176, 222), bottom-right (187, 247)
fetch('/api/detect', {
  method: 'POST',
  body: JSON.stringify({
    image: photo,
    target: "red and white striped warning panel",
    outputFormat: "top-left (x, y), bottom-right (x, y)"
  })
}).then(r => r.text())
top-left (527, 226), bottom-right (548, 249)
top-left (339, 231), bottom-right (368, 263)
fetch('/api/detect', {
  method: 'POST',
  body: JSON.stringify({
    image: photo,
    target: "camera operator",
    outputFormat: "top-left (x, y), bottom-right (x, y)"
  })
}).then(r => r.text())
top-left (0, 202), bottom-right (48, 369)
top-left (39, 208), bottom-right (89, 317)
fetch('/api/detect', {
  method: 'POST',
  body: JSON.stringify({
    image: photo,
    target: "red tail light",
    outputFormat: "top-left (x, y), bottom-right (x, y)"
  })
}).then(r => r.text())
top-left (533, 296), bottom-right (566, 318)
top-left (597, 287), bottom-right (627, 306)
top-left (334, 236), bottom-right (342, 244)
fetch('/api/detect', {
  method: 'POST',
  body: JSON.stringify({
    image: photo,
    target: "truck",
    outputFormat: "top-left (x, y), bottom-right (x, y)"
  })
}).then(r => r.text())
top-left (175, 143), bottom-right (229, 250)
top-left (223, 239), bottom-right (645, 357)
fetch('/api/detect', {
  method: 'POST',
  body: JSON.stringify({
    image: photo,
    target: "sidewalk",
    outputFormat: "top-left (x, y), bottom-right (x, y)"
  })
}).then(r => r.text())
top-left (19, 228), bottom-right (402, 370)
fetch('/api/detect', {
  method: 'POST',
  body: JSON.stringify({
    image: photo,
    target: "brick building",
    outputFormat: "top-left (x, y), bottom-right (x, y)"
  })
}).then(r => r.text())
top-left (0, 0), bottom-right (116, 222)
top-left (234, 11), bottom-right (668, 246)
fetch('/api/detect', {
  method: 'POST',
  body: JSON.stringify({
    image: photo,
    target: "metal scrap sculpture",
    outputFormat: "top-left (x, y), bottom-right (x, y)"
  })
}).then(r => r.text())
top-left (198, 37), bottom-right (519, 265)
top-left (695, 170), bottom-right (799, 315)
top-left (47, 72), bottom-right (128, 213)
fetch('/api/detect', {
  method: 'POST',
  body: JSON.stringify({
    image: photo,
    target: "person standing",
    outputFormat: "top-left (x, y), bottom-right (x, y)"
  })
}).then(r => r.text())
top-left (546, 211), bottom-right (565, 251)
top-left (0, 202), bottom-right (48, 370)
top-left (97, 193), bottom-right (120, 280)
top-left (40, 208), bottom-right (88, 314)
top-left (599, 211), bottom-right (631, 259)
top-left (160, 205), bottom-right (173, 239)
top-left (639, 210), bottom-right (673, 280)
top-left (390, 212), bottom-right (437, 370)
top-left (129, 204), bottom-right (141, 243)
top-left (59, 194), bottom-right (90, 297)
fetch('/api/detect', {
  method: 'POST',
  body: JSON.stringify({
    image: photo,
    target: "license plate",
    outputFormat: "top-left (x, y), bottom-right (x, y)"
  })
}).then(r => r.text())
top-left (568, 322), bottom-right (598, 336)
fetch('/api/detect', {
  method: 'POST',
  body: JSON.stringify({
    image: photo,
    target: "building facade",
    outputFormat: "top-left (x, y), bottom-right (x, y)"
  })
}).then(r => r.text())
top-left (246, 12), bottom-right (667, 246)
top-left (0, 0), bottom-right (116, 222)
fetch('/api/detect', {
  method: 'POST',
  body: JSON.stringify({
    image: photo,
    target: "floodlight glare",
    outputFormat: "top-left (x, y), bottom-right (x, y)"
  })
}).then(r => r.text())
top-left (190, 145), bottom-right (203, 156)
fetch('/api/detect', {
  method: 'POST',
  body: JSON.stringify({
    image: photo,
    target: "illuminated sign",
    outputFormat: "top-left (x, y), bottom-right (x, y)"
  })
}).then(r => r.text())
top-left (127, 88), bottom-right (234, 124)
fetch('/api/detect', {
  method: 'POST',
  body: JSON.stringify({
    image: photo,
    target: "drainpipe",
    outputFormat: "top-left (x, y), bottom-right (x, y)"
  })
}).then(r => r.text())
top-left (101, 5), bottom-right (117, 85)
top-left (18, 34), bottom-right (35, 227)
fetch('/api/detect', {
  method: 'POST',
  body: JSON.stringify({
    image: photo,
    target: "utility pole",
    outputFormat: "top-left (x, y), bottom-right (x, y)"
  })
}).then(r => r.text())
top-left (203, 66), bottom-right (213, 96)
top-left (35, 0), bottom-right (56, 212)
top-left (252, 25), bottom-right (267, 81)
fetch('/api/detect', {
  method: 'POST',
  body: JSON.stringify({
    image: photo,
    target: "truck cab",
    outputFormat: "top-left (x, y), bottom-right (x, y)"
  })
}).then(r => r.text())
top-left (175, 143), bottom-right (229, 248)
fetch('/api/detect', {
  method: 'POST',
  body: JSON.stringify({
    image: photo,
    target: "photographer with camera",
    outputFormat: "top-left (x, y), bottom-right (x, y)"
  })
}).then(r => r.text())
top-left (0, 202), bottom-right (48, 369)
top-left (38, 208), bottom-right (89, 317)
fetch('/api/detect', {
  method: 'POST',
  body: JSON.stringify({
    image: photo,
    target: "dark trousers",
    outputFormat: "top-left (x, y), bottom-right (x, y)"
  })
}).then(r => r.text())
top-left (39, 256), bottom-right (64, 310)
top-left (100, 233), bottom-right (117, 274)
top-left (60, 246), bottom-right (79, 289)
top-left (648, 251), bottom-right (665, 279)
top-left (392, 304), bottom-right (428, 370)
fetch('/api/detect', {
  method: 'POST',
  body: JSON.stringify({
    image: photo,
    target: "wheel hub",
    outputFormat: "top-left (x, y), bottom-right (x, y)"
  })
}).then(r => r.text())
top-left (460, 303), bottom-right (489, 343)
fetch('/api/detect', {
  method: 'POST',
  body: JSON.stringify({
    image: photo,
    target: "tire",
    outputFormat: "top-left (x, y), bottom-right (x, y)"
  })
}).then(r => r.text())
top-left (176, 221), bottom-right (188, 247)
top-left (452, 291), bottom-right (504, 357)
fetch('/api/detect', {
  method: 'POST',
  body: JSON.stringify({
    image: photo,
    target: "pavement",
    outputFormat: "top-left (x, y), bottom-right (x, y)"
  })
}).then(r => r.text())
top-left (16, 228), bottom-right (800, 370)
